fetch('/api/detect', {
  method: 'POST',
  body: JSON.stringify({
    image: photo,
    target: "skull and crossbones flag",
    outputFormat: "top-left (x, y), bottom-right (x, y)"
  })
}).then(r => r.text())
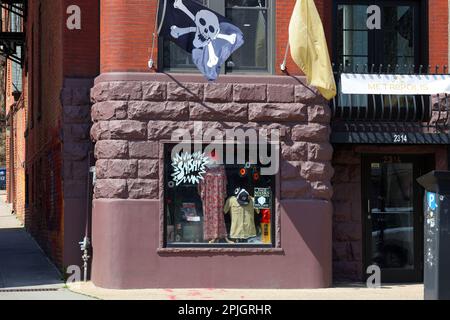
top-left (159, 0), bottom-right (244, 81)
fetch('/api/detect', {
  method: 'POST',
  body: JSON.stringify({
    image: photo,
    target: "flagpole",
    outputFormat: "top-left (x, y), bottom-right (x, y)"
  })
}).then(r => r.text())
top-left (281, 0), bottom-right (297, 72)
top-left (280, 42), bottom-right (290, 72)
top-left (148, 0), bottom-right (167, 69)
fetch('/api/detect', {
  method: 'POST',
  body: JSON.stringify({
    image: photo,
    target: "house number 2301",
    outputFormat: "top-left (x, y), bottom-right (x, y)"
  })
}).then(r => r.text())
top-left (393, 134), bottom-right (408, 143)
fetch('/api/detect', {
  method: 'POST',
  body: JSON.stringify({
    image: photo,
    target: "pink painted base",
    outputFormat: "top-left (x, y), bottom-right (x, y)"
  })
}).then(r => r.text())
top-left (91, 199), bottom-right (332, 289)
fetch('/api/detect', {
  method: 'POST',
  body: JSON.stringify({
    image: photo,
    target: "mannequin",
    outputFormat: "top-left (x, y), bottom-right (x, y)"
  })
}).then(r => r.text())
top-left (224, 188), bottom-right (259, 241)
top-left (198, 153), bottom-right (234, 244)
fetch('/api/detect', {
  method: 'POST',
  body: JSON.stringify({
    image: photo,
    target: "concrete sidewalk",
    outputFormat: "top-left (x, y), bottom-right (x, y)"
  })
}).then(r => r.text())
top-left (0, 191), bottom-right (94, 300)
top-left (68, 282), bottom-right (424, 300)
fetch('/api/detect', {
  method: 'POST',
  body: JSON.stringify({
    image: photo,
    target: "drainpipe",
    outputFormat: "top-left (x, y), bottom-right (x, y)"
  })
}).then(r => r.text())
top-left (78, 150), bottom-right (94, 282)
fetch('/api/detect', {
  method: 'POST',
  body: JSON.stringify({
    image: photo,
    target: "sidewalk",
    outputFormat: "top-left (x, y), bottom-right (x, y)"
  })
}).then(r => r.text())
top-left (68, 281), bottom-right (424, 300)
top-left (0, 191), bottom-right (94, 300)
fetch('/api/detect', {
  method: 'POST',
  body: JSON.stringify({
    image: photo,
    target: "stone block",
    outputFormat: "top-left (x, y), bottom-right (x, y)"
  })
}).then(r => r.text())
top-left (308, 143), bottom-right (333, 161)
top-left (91, 82), bottom-right (110, 103)
top-left (109, 120), bottom-right (147, 140)
top-left (292, 123), bottom-right (330, 142)
top-left (167, 82), bottom-right (203, 101)
top-left (127, 179), bottom-right (159, 199)
top-left (129, 141), bottom-right (159, 159)
top-left (91, 121), bottom-right (110, 141)
top-left (91, 101), bottom-right (128, 121)
top-left (295, 85), bottom-right (321, 103)
top-left (308, 104), bottom-right (332, 123)
top-left (310, 181), bottom-right (333, 200)
top-left (128, 101), bottom-right (189, 121)
top-left (72, 87), bottom-right (91, 106)
top-left (190, 102), bottom-right (248, 121)
top-left (281, 142), bottom-right (308, 161)
top-left (267, 84), bottom-right (295, 103)
top-left (108, 81), bottom-right (143, 101)
top-left (63, 142), bottom-right (90, 161)
top-left (147, 121), bottom-right (193, 140)
top-left (94, 140), bottom-right (128, 159)
top-left (94, 179), bottom-right (128, 199)
top-left (95, 160), bottom-right (109, 179)
top-left (138, 160), bottom-right (159, 179)
top-left (142, 82), bottom-right (167, 101)
top-left (301, 161), bottom-right (334, 181)
top-left (63, 105), bottom-right (91, 124)
top-left (106, 160), bottom-right (138, 179)
top-left (248, 103), bottom-right (307, 122)
top-left (234, 84), bottom-right (266, 102)
top-left (281, 161), bottom-right (302, 180)
top-left (204, 83), bottom-right (233, 102)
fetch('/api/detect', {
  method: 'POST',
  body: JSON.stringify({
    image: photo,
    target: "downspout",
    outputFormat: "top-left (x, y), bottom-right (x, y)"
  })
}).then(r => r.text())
top-left (79, 150), bottom-right (94, 282)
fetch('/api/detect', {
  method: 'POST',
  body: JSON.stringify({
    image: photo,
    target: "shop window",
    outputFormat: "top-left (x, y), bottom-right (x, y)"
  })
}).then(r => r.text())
top-left (160, 0), bottom-right (273, 74)
top-left (164, 143), bottom-right (276, 247)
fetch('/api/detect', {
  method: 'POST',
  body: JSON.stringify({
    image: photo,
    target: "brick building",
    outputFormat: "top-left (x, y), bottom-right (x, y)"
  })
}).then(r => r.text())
top-left (4, 0), bottom-right (450, 288)
top-left (4, 0), bottom-right (99, 269)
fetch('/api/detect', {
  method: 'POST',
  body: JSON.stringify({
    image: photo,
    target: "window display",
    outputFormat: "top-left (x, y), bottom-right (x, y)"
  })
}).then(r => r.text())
top-left (164, 144), bottom-right (276, 247)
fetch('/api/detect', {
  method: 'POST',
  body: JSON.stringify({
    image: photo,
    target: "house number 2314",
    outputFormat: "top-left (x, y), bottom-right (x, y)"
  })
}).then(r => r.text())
top-left (393, 134), bottom-right (408, 143)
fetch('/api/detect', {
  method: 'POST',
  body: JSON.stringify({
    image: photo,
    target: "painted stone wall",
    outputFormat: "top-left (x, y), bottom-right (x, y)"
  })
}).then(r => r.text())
top-left (90, 78), bottom-right (334, 203)
top-left (61, 78), bottom-right (94, 269)
top-left (88, 75), bottom-right (336, 289)
top-left (331, 146), bottom-right (363, 282)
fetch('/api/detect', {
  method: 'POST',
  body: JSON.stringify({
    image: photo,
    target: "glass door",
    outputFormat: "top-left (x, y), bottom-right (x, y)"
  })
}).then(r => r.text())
top-left (362, 154), bottom-right (429, 283)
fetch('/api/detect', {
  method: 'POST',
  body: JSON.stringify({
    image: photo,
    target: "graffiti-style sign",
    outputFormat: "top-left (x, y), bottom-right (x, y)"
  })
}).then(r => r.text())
top-left (171, 152), bottom-right (210, 186)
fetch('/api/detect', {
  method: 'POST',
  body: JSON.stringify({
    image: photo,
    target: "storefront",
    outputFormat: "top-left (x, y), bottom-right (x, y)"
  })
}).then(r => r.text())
top-left (331, 0), bottom-right (450, 283)
top-left (89, 0), bottom-right (449, 289)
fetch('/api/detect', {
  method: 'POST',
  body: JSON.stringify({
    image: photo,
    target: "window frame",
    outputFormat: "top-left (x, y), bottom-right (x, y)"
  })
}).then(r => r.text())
top-left (332, 0), bottom-right (428, 70)
top-left (158, 0), bottom-right (276, 75)
top-left (158, 140), bottom-right (282, 253)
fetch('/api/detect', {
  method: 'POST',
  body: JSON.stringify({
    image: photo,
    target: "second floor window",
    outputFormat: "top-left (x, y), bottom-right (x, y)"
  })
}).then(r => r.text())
top-left (160, 0), bottom-right (272, 74)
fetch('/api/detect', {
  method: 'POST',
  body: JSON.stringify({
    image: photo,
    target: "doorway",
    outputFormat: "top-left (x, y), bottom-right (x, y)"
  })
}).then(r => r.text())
top-left (362, 154), bottom-right (433, 283)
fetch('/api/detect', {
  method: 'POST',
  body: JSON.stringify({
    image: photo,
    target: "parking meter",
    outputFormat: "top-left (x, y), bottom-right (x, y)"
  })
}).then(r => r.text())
top-left (417, 171), bottom-right (450, 300)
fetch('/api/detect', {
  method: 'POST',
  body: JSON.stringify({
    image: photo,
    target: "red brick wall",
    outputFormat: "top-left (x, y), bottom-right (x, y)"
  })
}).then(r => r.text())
top-left (100, 0), bottom-right (446, 74)
top-left (63, 0), bottom-right (100, 77)
top-left (100, 0), bottom-right (155, 72)
top-left (429, 0), bottom-right (449, 67)
top-left (23, 0), bottom-right (65, 268)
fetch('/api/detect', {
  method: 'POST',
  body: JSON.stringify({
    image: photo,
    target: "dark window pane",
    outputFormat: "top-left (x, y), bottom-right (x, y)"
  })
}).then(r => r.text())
top-left (226, 0), bottom-right (266, 8)
top-left (226, 7), bottom-right (268, 71)
top-left (338, 5), bottom-right (370, 30)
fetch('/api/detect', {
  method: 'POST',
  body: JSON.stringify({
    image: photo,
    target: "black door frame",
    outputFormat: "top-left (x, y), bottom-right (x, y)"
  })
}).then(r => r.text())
top-left (361, 153), bottom-right (434, 283)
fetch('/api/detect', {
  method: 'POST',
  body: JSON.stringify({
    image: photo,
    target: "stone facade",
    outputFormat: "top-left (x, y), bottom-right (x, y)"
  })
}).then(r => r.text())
top-left (61, 78), bottom-right (94, 268)
top-left (90, 79), bottom-right (335, 202)
top-left (331, 146), bottom-right (363, 282)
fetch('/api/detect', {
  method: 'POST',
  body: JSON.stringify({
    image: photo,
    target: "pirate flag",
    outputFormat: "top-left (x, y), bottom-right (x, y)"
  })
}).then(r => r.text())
top-left (159, 0), bottom-right (244, 81)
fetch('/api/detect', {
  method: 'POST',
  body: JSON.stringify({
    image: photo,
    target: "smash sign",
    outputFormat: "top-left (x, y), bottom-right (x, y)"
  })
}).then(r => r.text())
top-left (171, 151), bottom-right (210, 186)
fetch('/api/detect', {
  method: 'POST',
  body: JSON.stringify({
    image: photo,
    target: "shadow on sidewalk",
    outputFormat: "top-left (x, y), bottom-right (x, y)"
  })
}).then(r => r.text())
top-left (0, 214), bottom-right (63, 289)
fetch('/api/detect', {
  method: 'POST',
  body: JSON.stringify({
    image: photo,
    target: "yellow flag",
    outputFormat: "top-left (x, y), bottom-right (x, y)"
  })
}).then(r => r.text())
top-left (289, 0), bottom-right (336, 100)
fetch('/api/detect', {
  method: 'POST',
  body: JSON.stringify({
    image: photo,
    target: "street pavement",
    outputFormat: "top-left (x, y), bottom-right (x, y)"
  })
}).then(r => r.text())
top-left (69, 282), bottom-right (424, 300)
top-left (0, 190), bottom-right (94, 300)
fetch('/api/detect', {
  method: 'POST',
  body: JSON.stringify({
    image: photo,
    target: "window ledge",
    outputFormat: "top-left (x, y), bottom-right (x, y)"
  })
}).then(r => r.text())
top-left (157, 247), bottom-right (284, 255)
top-left (95, 72), bottom-right (307, 86)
